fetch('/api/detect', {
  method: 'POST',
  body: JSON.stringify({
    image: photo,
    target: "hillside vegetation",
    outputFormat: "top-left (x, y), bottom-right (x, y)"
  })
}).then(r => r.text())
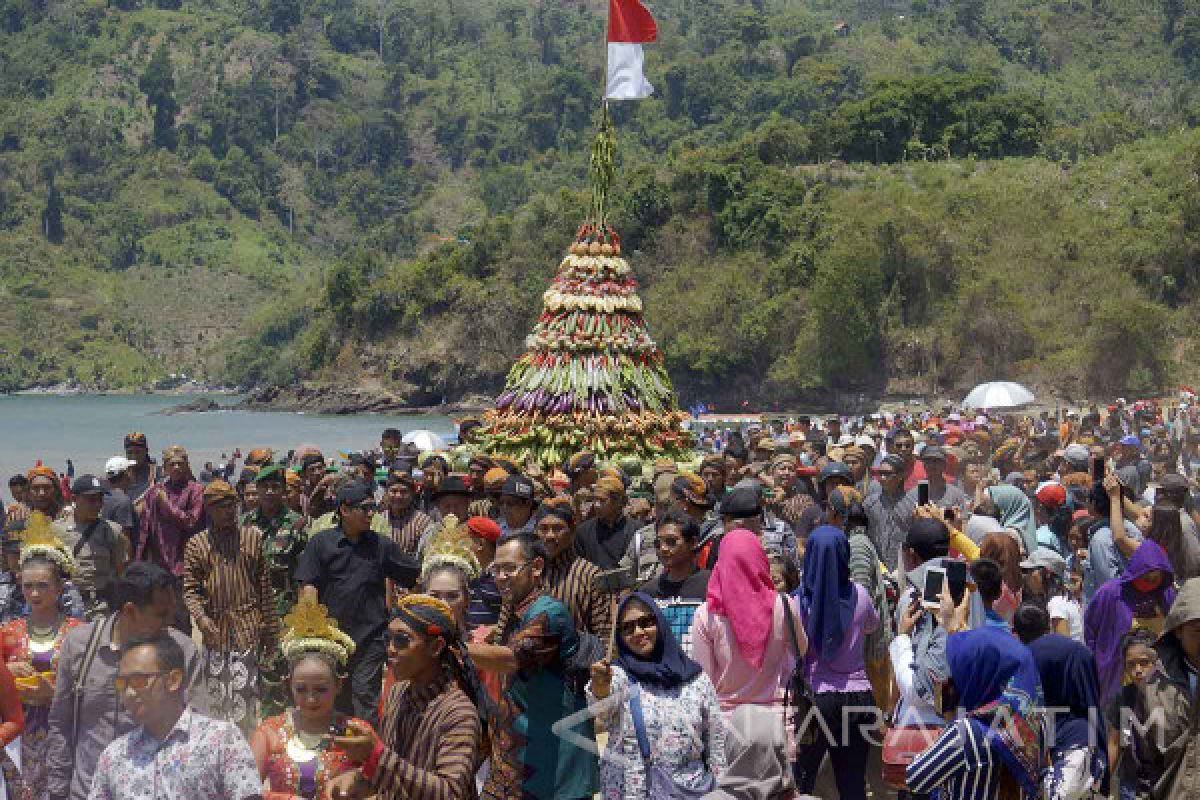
top-left (2, 0), bottom-right (1199, 405)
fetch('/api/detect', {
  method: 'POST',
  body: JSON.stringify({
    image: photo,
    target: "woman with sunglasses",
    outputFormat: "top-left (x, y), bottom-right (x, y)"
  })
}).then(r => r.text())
top-left (588, 592), bottom-right (724, 799)
top-left (325, 594), bottom-right (486, 800)
top-left (1, 515), bottom-right (78, 800)
top-left (250, 595), bottom-right (364, 800)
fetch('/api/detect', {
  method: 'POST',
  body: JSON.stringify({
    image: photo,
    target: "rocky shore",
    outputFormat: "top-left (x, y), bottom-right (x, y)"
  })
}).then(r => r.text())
top-left (237, 384), bottom-right (490, 416)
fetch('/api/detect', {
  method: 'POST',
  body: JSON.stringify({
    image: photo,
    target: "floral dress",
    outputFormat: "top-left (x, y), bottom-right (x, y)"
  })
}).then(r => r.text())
top-left (251, 712), bottom-right (366, 800)
top-left (586, 664), bottom-right (726, 800)
top-left (0, 617), bottom-right (81, 800)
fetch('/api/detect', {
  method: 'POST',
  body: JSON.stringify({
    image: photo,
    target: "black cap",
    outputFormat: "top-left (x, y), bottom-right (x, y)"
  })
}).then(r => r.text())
top-left (920, 446), bottom-right (947, 462)
top-left (818, 462), bottom-right (852, 484)
top-left (1160, 473), bottom-right (1191, 494)
top-left (70, 474), bottom-right (106, 496)
top-left (501, 475), bottom-right (535, 502)
top-left (719, 487), bottom-right (762, 519)
top-left (432, 474), bottom-right (472, 498)
top-left (336, 481), bottom-right (375, 507)
top-left (905, 517), bottom-right (950, 559)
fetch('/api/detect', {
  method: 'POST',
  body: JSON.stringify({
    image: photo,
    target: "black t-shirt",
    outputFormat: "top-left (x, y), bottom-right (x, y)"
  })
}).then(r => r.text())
top-left (640, 569), bottom-right (711, 601)
top-left (295, 526), bottom-right (419, 646)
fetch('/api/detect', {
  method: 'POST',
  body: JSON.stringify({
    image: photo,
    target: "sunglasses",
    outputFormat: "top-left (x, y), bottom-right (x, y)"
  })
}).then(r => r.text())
top-left (493, 561), bottom-right (532, 578)
top-left (115, 671), bottom-right (165, 693)
top-left (381, 631), bottom-right (416, 649)
top-left (619, 614), bottom-right (658, 637)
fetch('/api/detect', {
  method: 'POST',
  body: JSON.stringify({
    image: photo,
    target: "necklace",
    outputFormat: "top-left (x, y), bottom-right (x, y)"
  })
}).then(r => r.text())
top-left (28, 618), bottom-right (60, 653)
top-left (279, 711), bottom-right (347, 800)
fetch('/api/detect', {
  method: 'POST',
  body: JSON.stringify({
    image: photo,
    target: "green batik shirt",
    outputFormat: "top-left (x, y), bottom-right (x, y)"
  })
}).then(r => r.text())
top-left (245, 507), bottom-right (306, 618)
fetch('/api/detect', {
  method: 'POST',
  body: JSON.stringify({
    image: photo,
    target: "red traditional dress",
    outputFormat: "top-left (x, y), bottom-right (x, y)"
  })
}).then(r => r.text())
top-left (250, 711), bottom-right (366, 800)
top-left (1, 617), bottom-right (80, 800)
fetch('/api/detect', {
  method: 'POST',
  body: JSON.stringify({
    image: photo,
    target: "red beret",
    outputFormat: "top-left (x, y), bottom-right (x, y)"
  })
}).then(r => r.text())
top-left (465, 516), bottom-right (501, 543)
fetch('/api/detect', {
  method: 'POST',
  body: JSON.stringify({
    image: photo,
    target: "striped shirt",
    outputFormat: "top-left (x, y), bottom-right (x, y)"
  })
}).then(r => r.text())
top-left (906, 718), bottom-right (1001, 800)
top-left (492, 550), bottom-right (613, 644)
top-left (364, 676), bottom-right (481, 800)
top-left (182, 525), bottom-right (281, 655)
top-left (386, 508), bottom-right (434, 555)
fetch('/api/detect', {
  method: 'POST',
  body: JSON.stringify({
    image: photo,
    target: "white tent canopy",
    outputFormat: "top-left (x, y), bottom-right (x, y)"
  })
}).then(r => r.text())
top-left (962, 381), bottom-right (1036, 410)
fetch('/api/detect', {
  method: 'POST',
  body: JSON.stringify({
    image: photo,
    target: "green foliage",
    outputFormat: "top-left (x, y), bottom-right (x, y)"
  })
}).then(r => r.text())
top-left (41, 179), bottom-right (63, 244)
top-left (4, 0), bottom-right (1200, 399)
top-left (139, 42), bottom-right (177, 151)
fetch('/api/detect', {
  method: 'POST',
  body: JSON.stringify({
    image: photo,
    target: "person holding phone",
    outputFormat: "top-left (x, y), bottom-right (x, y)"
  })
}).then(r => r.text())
top-left (324, 594), bottom-right (486, 800)
top-left (904, 449), bottom-right (968, 519)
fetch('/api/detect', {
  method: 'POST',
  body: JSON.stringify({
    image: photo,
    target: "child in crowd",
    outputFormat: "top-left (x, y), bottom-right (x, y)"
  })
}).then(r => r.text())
top-left (1107, 629), bottom-right (1158, 800)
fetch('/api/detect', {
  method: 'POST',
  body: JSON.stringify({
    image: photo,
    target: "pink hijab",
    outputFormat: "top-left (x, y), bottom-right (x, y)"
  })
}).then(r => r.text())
top-left (706, 529), bottom-right (778, 669)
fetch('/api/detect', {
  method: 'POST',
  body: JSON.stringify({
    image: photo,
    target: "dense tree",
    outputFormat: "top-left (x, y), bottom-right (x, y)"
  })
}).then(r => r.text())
top-left (41, 178), bottom-right (63, 244)
top-left (138, 43), bottom-right (178, 150)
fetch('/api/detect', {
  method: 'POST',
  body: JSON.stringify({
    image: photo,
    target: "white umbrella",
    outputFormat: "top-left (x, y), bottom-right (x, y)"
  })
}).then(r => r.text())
top-left (962, 381), bottom-right (1036, 410)
top-left (402, 429), bottom-right (447, 452)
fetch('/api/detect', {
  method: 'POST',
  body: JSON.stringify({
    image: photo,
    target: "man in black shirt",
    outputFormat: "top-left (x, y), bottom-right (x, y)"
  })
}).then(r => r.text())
top-left (296, 481), bottom-right (419, 725)
top-left (640, 510), bottom-right (710, 601)
top-left (573, 475), bottom-right (639, 570)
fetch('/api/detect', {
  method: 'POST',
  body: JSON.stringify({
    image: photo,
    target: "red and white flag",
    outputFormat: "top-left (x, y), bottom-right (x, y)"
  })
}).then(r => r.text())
top-left (606, 0), bottom-right (657, 100)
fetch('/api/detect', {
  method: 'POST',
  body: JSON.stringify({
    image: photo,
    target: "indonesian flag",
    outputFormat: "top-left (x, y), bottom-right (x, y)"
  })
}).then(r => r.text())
top-left (606, 0), bottom-right (657, 100)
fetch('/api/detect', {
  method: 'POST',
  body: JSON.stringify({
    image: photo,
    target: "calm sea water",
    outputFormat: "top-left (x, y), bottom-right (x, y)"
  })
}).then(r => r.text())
top-left (0, 394), bottom-right (457, 486)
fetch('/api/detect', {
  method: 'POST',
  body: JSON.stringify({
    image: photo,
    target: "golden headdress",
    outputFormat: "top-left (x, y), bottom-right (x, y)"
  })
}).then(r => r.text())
top-left (280, 596), bottom-right (356, 666)
top-left (18, 511), bottom-right (74, 576)
top-left (420, 514), bottom-right (481, 585)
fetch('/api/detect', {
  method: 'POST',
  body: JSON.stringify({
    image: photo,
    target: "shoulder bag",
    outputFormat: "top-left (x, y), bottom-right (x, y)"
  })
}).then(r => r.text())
top-left (779, 592), bottom-right (817, 745)
top-left (628, 681), bottom-right (715, 799)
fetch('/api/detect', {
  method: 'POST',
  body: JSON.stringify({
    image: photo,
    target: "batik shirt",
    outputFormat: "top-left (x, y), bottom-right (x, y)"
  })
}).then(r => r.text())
top-left (87, 707), bottom-right (262, 800)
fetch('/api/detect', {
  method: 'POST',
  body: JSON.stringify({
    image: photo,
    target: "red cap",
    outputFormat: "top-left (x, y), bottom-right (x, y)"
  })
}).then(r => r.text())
top-left (1035, 482), bottom-right (1068, 510)
top-left (465, 516), bottom-right (502, 543)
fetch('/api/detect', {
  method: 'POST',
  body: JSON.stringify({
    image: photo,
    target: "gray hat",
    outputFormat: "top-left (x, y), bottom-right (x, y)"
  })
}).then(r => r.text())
top-left (1063, 444), bottom-right (1090, 470)
top-left (1020, 546), bottom-right (1067, 578)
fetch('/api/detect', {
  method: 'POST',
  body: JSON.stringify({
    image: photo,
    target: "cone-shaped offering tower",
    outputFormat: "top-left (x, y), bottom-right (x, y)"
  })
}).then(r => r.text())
top-left (477, 221), bottom-right (693, 466)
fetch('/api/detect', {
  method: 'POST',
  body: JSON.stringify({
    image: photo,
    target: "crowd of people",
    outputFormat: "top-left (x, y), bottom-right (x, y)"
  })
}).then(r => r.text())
top-left (0, 398), bottom-right (1198, 800)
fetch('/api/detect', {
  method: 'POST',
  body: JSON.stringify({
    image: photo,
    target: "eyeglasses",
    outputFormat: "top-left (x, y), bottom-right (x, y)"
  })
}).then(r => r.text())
top-left (493, 561), bottom-right (532, 578)
top-left (619, 615), bottom-right (658, 637)
top-left (381, 631), bottom-right (415, 649)
top-left (115, 671), bottom-right (165, 693)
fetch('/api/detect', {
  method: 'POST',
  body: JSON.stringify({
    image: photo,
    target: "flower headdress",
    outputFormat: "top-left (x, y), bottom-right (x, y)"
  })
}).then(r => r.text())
top-left (19, 511), bottom-right (74, 576)
top-left (280, 595), bottom-right (356, 666)
top-left (420, 514), bottom-right (481, 585)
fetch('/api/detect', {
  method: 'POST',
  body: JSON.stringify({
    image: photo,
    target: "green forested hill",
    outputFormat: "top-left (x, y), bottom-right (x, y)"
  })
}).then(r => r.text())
top-left (1, 0), bottom-right (1199, 405)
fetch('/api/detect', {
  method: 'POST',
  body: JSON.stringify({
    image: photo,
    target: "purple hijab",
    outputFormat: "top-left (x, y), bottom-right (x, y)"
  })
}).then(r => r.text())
top-left (1084, 539), bottom-right (1175, 704)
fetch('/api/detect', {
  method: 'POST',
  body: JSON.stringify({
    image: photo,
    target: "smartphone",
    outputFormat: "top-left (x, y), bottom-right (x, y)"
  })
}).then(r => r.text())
top-left (922, 566), bottom-right (946, 610)
top-left (945, 560), bottom-right (967, 605)
top-left (1092, 457), bottom-right (1105, 482)
top-left (917, 480), bottom-right (930, 506)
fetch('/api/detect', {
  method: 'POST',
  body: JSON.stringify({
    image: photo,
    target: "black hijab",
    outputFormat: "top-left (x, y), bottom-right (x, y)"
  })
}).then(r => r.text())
top-left (614, 592), bottom-right (703, 689)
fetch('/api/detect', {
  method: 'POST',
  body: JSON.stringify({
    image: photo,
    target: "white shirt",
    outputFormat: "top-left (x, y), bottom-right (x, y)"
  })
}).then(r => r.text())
top-left (1048, 595), bottom-right (1084, 642)
top-left (888, 634), bottom-right (945, 727)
